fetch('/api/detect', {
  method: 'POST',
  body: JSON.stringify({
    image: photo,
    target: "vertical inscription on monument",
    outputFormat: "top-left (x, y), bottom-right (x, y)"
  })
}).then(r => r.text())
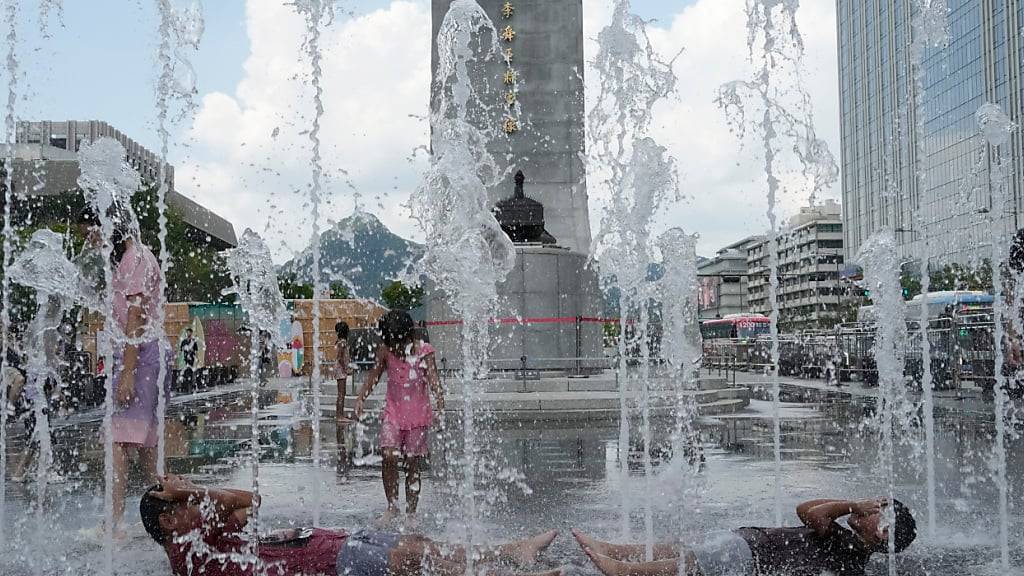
top-left (431, 0), bottom-right (592, 255)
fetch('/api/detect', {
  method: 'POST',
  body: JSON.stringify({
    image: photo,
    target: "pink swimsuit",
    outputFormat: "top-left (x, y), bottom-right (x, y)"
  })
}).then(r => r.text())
top-left (379, 342), bottom-right (435, 456)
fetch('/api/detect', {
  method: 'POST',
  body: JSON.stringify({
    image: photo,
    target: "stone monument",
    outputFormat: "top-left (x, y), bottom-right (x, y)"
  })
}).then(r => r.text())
top-left (425, 0), bottom-right (602, 372)
top-left (429, 0), bottom-right (591, 253)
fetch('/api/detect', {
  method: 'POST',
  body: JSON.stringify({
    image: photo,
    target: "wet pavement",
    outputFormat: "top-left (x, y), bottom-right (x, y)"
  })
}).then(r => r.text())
top-left (1, 374), bottom-right (1022, 575)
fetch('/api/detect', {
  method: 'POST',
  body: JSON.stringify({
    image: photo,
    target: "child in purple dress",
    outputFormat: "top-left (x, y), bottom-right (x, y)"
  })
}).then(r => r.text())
top-left (109, 227), bottom-right (169, 537)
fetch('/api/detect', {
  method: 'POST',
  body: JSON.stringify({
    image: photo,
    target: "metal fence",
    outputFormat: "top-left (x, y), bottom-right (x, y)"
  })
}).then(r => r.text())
top-left (702, 315), bottom-right (999, 391)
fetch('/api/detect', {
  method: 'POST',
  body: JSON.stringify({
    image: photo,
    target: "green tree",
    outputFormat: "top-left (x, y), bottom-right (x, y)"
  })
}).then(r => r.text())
top-left (132, 186), bottom-right (232, 303)
top-left (330, 281), bottom-right (350, 299)
top-left (278, 272), bottom-right (314, 300)
top-left (901, 273), bottom-right (922, 301)
top-left (380, 280), bottom-right (424, 310)
top-left (900, 261), bottom-right (994, 302)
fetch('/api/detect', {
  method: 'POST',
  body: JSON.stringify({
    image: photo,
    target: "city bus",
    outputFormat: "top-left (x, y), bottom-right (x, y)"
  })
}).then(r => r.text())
top-left (857, 290), bottom-right (994, 323)
top-left (904, 290), bottom-right (993, 320)
top-left (700, 314), bottom-right (772, 340)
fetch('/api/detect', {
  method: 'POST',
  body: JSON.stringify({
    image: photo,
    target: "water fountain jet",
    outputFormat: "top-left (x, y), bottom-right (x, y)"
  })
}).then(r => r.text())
top-left (976, 101), bottom-right (1016, 573)
top-left (225, 228), bottom-right (289, 570)
top-left (909, 0), bottom-right (948, 538)
top-left (589, 0), bottom-right (679, 556)
top-left (717, 0), bottom-right (837, 526)
top-left (412, 0), bottom-right (516, 564)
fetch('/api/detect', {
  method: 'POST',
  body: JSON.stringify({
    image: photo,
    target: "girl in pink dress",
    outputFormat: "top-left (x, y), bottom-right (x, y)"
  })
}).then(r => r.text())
top-left (355, 310), bottom-right (443, 520)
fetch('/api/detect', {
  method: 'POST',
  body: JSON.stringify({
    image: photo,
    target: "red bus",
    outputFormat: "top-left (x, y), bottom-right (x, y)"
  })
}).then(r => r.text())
top-left (700, 314), bottom-right (771, 340)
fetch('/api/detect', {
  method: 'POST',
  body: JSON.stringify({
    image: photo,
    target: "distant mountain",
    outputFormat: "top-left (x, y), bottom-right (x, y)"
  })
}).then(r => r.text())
top-left (279, 212), bottom-right (424, 300)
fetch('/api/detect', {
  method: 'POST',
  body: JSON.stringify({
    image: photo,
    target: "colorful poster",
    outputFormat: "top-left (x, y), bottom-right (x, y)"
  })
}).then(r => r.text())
top-left (278, 317), bottom-right (292, 367)
top-left (290, 320), bottom-right (304, 374)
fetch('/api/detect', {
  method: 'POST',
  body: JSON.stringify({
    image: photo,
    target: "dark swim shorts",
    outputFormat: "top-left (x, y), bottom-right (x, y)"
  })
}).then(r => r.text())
top-left (336, 530), bottom-right (400, 576)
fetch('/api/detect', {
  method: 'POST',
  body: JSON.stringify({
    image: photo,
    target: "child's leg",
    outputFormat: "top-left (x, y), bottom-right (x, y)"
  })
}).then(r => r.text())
top-left (335, 378), bottom-right (347, 418)
top-left (335, 378), bottom-right (349, 468)
top-left (390, 530), bottom-right (559, 575)
top-left (382, 448), bottom-right (401, 512)
top-left (404, 426), bottom-right (431, 514)
top-left (139, 445), bottom-right (158, 485)
top-left (583, 549), bottom-right (694, 576)
top-left (572, 529), bottom-right (681, 561)
top-left (12, 441), bottom-right (36, 480)
top-left (405, 455), bottom-right (421, 514)
top-left (111, 443), bottom-right (130, 528)
top-left (380, 420), bottom-right (402, 512)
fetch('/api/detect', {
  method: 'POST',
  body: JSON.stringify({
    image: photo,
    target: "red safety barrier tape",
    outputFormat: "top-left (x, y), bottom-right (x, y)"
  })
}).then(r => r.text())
top-left (425, 316), bottom-right (621, 327)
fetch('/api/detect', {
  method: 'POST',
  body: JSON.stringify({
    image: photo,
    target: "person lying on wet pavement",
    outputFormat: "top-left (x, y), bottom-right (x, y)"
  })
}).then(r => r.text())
top-left (573, 497), bottom-right (916, 576)
top-left (141, 474), bottom-right (561, 576)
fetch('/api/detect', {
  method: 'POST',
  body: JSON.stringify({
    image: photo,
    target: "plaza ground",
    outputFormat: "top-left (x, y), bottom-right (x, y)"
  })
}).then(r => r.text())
top-left (1, 371), bottom-right (1022, 575)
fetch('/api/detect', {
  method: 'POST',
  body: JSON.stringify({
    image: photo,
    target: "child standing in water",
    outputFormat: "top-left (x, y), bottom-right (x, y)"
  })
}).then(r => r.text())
top-left (334, 321), bottom-right (353, 419)
top-left (355, 310), bottom-right (443, 522)
top-left (334, 320), bottom-right (353, 467)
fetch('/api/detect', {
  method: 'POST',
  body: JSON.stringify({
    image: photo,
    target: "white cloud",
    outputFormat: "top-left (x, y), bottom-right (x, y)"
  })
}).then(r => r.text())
top-left (175, 0), bottom-right (839, 262)
top-left (584, 0), bottom-right (840, 257)
top-left (176, 0), bottom-right (432, 260)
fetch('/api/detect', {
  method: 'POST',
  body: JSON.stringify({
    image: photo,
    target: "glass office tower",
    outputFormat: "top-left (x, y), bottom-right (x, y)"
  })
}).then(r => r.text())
top-left (838, 0), bottom-right (1024, 266)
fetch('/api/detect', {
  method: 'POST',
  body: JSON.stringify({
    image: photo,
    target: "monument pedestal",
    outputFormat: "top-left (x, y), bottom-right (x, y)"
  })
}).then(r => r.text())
top-left (425, 245), bottom-right (603, 372)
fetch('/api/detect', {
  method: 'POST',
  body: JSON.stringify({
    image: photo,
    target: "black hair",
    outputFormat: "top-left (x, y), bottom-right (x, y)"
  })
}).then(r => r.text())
top-left (140, 484), bottom-right (179, 545)
top-left (335, 320), bottom-right (350, 341)
top-left (110, 225), bottom-right (132, 263)
top-left (890, 498), bottom-right (917, 553)
top-left (379, 309), bottom-right (414, 352)
top-left (1010, 229), bottom-right (1024, 274)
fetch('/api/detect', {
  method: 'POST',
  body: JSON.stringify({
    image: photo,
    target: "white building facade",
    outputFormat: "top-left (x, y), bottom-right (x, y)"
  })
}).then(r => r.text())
top-left (747, 200), bottom-right (845, 329)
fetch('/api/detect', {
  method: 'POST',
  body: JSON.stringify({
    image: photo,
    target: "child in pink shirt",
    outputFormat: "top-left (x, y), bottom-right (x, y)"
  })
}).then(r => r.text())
top-left (355, 310), bottom-right (443, 521)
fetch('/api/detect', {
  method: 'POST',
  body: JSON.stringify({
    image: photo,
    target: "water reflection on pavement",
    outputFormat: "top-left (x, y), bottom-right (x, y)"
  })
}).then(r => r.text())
top-left (1, 380), bottom-right (1021, 575)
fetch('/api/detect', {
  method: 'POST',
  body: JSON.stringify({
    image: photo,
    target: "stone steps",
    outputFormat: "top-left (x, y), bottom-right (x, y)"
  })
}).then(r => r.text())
top-left (324, 376), bottom-right (730, 395)
top-left (302, 372), bottom-right (748, 423)
top-left (311, 383), bottom-right (750, 422)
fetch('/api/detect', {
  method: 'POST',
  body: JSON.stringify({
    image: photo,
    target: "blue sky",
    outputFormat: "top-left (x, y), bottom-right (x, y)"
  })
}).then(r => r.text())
top-left (11, 0), bottom-right (840, 261)
top-left (17, 0), bottom-right (248, 152)
top-left (18, 0), bottom-right (693, 153)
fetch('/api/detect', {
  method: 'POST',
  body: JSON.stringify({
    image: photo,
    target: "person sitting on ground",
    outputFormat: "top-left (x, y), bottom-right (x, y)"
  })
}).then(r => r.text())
top-left (141, 473), bottom-right (560, 576)
top-left (574, 498), bottom-right (916, 576)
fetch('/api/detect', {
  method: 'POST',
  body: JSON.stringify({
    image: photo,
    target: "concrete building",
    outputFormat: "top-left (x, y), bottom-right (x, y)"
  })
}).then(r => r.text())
top-left (747, 200), bottom-right (844, 329)
top-left (11, 120), bottom-right (236, 248)
top-left (430, 0), bottom-right (590, 254)
top-left (838, 1), bottom-right (1024, 266)
top-left (697, 236), bottom-right (762, 320)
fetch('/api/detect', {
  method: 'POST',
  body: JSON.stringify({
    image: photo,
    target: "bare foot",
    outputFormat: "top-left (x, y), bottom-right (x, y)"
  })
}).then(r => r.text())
top-left (484, 569), bottom-right (563, 576)
top-left (572, 528), bottom-right (609, 556)
top-left (484, 570), bottom-right (563, 576)
top-left (509, 530), bottom-right (559, 566)
top-left (583, 547), bottom-right (628, 576)
top-left (403, 512), bottom-right (419, 531)
top-left (78, 523), bottom-right (128, 544)
top-left (373, 507), bottom-right (400, 529)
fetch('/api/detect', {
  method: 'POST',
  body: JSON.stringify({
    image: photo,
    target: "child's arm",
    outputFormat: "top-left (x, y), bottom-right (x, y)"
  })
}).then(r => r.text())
top-left (425, 353), bottom-right (444, 417)
top-left (354, 346), bottom-right (387, 419)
